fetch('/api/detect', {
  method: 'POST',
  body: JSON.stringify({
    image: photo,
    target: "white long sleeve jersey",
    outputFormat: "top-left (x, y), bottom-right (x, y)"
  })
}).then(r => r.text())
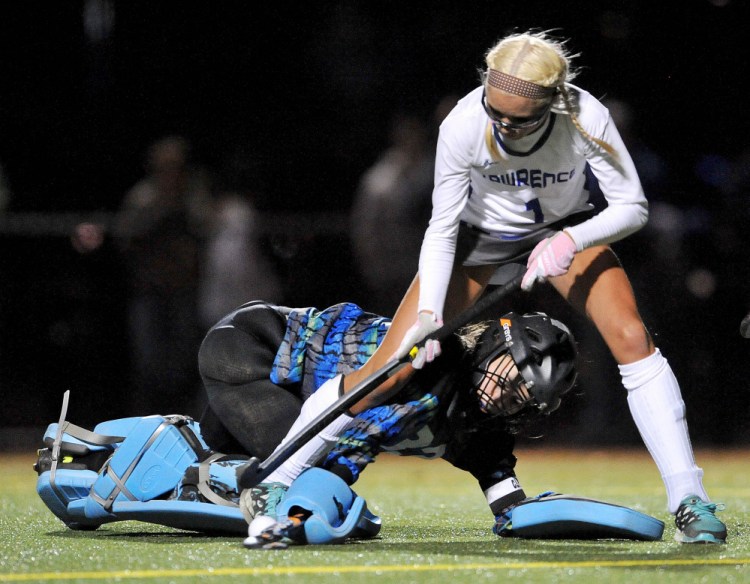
top-left (418, 84), bottom-right (649, 314)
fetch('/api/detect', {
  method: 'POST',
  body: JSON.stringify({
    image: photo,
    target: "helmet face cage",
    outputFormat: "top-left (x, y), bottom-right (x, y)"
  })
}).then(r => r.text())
top-left (474, 346), bottom-right (535, 417)
top-left (470, 312), bottom-right (577, 421)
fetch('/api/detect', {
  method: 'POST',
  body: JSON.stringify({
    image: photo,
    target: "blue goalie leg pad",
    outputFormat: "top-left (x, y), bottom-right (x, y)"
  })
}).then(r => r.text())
top-left (36, 470), bottom-right (105, 530)
top-left (88, 416), bottom-right (201, 517)
top-left (502, 493), bottom-right (665, 541)
top-left (61, 495), bottom-right (247, 534)
top-left (54, 470), bottom-right (246, 534)
top-left (37, 413), bottom-right (244, 533)
top-left (36, 417), bottom-right (145, 530)
top-left (109, 500), bottom-right (247, 534)
top-left (276, 468), bottom-right (381, 544)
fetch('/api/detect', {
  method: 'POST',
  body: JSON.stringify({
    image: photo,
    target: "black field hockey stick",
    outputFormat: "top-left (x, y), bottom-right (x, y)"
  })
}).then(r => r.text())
top-left (236, 273), bottom-right (523, 489)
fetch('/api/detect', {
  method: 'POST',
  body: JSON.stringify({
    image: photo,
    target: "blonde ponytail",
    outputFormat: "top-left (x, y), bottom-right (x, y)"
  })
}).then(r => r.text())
top-left (559, 85), bottom-right (618, 160)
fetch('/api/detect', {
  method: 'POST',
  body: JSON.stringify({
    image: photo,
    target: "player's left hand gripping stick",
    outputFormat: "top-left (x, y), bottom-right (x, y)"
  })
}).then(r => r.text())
top-left (392, 311), bottom-right (443, 369)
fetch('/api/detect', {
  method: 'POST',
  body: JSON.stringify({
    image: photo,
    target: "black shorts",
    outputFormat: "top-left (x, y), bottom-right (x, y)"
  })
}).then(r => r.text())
top-left (455, 211), bottom-right (595, 285)
top-left (198, 301), bottom-right (301, 458)
top-left (456, 211), bottom-right (595, 267)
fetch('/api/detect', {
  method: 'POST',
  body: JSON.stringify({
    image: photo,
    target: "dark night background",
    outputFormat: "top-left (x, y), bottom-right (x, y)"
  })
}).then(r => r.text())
top-left (0, 1), bottom-right (748, 448)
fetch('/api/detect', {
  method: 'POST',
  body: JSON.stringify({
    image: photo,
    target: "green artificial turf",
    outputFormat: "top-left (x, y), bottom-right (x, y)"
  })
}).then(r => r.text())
top-left (1, 448), bottom-right (747, 583)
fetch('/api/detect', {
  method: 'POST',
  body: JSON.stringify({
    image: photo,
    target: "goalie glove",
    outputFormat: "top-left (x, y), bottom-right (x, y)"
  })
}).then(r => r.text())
top-left (245, 469), bottom-right (381, 548)
top-left (392, 311), bottom-right (443, 369)
top-left (521, 231), bottom-right (577, 291)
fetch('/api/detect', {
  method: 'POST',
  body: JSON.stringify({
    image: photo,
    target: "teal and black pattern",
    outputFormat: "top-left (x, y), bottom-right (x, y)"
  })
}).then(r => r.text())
top-left (271, 302), bottom-right (389, 398)
top-left (324, 394), bottom-right (440, 483)
top-left (172, 458), bottom-right (246, 505)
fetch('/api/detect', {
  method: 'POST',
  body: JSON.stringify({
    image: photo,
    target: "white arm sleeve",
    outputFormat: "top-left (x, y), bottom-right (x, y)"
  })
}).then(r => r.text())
top-left (417, 129), bottom-right (473, 315)
top-left (566, 198), bottom-right (648, 250)
top-left (263, 375), bottom-right (353, 486)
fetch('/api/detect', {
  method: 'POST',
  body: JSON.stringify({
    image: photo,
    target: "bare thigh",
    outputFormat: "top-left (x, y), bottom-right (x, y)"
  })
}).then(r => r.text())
top-left (549, 245), bottom-right (654, 364)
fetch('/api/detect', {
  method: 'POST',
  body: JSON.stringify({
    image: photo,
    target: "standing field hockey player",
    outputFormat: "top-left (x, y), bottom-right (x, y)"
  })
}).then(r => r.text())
top-left (261, 30), bottom-right (726, 544)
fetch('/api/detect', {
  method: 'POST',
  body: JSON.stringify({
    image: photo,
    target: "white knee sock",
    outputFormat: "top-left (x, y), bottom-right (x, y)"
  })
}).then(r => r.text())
top-left (620, 349), bottom-right (709, 513)
top-left (264, 375), bottom-right (354, 486)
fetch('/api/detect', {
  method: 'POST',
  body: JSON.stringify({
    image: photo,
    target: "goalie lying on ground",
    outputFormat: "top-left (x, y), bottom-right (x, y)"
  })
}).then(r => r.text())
top-left (34, 299), bottom-right (665, 546)
top-left (197, 300), bottom-right (663, 546)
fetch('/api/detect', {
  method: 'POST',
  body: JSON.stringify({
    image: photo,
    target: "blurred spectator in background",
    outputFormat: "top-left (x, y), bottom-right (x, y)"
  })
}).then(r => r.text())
top-left (0, 162), bottom-right (11, 212)
top-left (349, 111), bottom-right (433, 315)
top-left (685, 145), bottom-right (750, 440)
top-left (349, 97), bottom-right (457, 316)
top-left (113, 135), bottom-right (212, 416)
top-left (741, 311), bottom-right (750, 339)
top-left (585, 98), bottom-right (750, 444)
top-left (604, 98), bottom-right (670, 202)
top-left (198, 147), bottom-right (284, 328)
top-left (729, 147), bottom-right (750, 341)
top-left (0, 161), bottom-right (11, 415)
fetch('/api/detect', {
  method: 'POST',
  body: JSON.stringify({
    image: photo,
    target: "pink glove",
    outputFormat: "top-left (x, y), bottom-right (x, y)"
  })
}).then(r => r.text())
top-left (521, 231), bottom-right (577, 291)
top-left (392, 311), bottom-right (443, 369)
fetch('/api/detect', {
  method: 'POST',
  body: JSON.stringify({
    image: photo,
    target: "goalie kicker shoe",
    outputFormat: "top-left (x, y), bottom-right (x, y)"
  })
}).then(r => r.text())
top-left (239, 482), bottom-right (288, 524)
top-left (674, 494), bottom-right (727, 544)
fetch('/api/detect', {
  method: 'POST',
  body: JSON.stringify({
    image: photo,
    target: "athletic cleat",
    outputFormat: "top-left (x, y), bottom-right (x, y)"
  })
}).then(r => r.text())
top-left (674, 495), bottom-right (727, 544)
top-left (239, 482), bottom-right (288, 523)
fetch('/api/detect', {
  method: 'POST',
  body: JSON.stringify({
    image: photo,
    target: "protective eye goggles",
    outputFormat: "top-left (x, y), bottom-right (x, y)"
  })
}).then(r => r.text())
top-left (481, 89), bottom-right (550, 131)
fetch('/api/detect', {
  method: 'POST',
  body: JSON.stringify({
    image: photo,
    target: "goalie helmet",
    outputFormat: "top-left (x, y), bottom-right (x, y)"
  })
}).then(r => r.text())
top-left (471, 311), bottom-right (577, 417)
